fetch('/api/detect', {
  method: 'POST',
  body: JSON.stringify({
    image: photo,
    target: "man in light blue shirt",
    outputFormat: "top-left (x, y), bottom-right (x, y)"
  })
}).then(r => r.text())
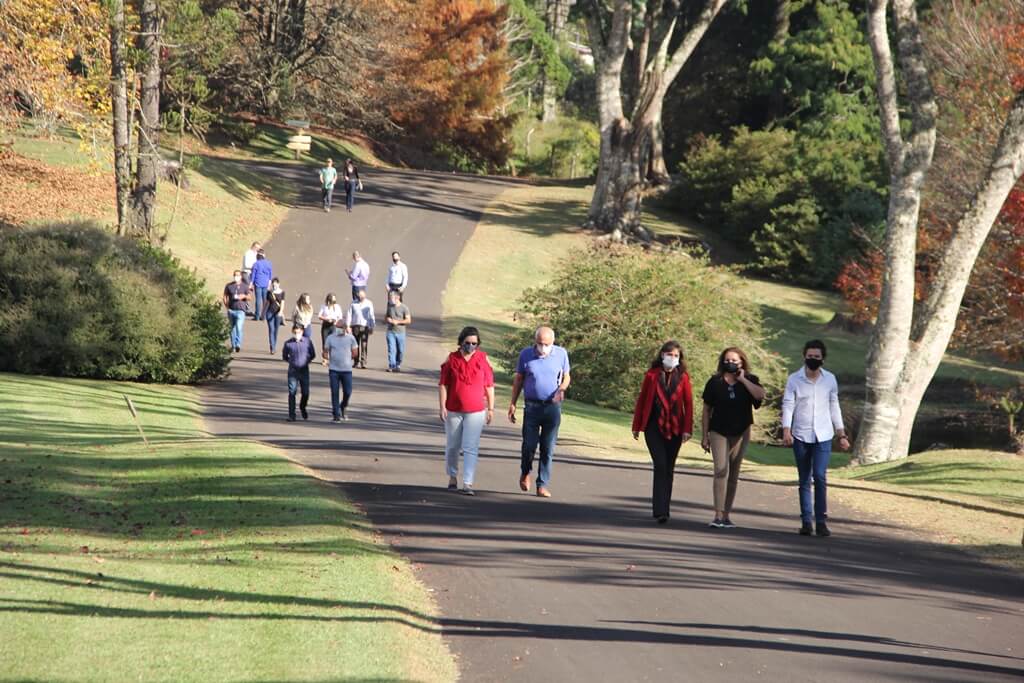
top-left (507, 326), bottom-right (571, 498)
top-left (781, 339), bottom-right (851, 537)
top-left (319, 158), bottom-right (337, 212)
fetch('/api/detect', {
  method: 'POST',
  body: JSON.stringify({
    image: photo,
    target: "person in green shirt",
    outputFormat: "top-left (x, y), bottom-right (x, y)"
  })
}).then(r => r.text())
top-left (319, 158), bottom-right (338, 212)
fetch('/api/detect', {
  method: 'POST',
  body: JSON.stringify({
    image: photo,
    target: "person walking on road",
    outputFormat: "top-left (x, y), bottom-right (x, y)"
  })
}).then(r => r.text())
top-left (345, 251), bottom-right (370, 301)
top-left (223, 270), bottom-right (249, 353)
top-left (507, 326), bottom-right (571, 498)
top-left (387, 251), bottom-right (409, 297)
top-left (700, 347), bottom-right (766, 529)
top-left (318, 293), bottom-right (345, 363)
top-left (264, 278), bottom-right (286, 354)
top-left (782, 339), bottom-right (850, 538)
top-left (632, 341), bottom-right (694, 524)
top-left (319, 158), bottom-right (338, 212)
top-left (343, 158), bottom-right (363, 212)
top-left (292, 293), bottom-right (315, 352)
top-left (439, 326), bottom-right (495, 495)
top-left (323, 325), bottom-right (359, 422)
top-left (282, 322), bottom-right (316, 422)
top-left (241, 241), bottom-right (260, 286)
top-left (346, 289), bottom-right (375, 369)
top-left (249, 249), bottom-right (273, 321)
top-left (385, 289), bottom-right (411, 372)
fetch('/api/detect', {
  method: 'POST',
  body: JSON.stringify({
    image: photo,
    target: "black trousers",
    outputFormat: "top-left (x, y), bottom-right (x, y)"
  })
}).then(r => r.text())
top-left (645, 424), bottom-right (683, 518)
top-left (351, 325), bottom-right (370, 366)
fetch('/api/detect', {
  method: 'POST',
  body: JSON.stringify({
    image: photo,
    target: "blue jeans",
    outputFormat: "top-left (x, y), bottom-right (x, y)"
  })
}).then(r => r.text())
top-left (386, 330), bottom-right (406, 368)
top-left (446, 410), bottom-right (486, 486)
top-left (227, 309), bottom-right (246, 349)
top-left (521, 400), bottom-right (561, 487)
top-left (329, 370), bottom-right (353, 418)
top-left (302, 323), bottom-right (315, 354)
top-left (322, 186), bottom-right (334, 209)
top-left (345, 182), bottom-right (356, 210)
top-left (252, 286), bottom-right (266, 320)
top-left (793, 439), bottom-right (832, 523)
top-left (350, 285), bottom-right (366, 301)
top-left (266, 313), bottom-right (282, 352)
top-left (287, 366), bottom-right (310, 419)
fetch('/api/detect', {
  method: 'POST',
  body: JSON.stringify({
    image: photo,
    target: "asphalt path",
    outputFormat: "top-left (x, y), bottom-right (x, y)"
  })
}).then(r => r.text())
top-left (203, 161), bottom-right (1024, 682)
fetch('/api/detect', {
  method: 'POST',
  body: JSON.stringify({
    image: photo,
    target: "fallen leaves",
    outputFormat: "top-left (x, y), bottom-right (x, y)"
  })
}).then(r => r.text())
top-left (0, 150), bottom-right (113, 226)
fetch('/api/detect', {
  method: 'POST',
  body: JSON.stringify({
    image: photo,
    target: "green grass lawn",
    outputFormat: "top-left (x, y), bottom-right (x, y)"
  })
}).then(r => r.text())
top-left (211, 122), bottom-right (388, 167)
top-left (0, 373), bottom-right (454, 682)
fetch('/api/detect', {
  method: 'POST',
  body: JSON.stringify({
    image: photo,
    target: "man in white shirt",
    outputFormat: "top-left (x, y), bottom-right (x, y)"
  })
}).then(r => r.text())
top-left (386, 251), bottom-right (409, 297)
top-left (345, 289), bottom-right (375, 369)
top-left (345, 251), bottom-right (370, 301)
top-left (781, 339), bottom-right (851, 537)
top-left (241, 241), bottom-right (261, 286)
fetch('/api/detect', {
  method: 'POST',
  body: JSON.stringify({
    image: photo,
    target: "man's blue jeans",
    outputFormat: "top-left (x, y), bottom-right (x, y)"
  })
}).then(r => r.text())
top-left (266, 313), bottom-right (282, 352)
top-left (521, 400), bottom-right (561, 487)
top-left (793, 438), bottom-right (832, 523)
top-left (386, 330), bottom-right (406, 369)
top-left (252, 285), bottom-right (266, 320)
top-left (227, 309), bottom-right (246, 349)
top-left (329, 370), bottom-right (352, 418)
top-left (287, 366), bottom-right (310, 419)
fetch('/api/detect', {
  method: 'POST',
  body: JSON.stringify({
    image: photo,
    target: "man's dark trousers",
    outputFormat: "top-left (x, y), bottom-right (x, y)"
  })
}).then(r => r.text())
top-left (288, 366), bottom-right (310, 419)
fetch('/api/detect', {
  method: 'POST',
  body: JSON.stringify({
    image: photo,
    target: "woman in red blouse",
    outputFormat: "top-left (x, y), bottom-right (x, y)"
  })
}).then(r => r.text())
top-left (438, 326), bottom-right (495, 496)
top-left (632, 340), bottom-right (694, 524)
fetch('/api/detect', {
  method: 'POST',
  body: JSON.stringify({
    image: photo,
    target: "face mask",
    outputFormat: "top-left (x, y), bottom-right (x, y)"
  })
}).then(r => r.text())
top-left (536, 343), bottom-right (553, 356)
top-left (393, 258), bottom-right (400, 263)
top-left (234, 277), bottom-right (242, 284)
top-left (272, 284), bottom-right (281, 292)
top-left (293, 333), bottom-right (303, 342)
top-left (805, 357), bottom-right (823, 371)
top-left (461, 342), bottom-right (477, 354)
top-left (662, 355), bottom-right (679, 370)
top-left (723, 361), bottom-right (740, 374)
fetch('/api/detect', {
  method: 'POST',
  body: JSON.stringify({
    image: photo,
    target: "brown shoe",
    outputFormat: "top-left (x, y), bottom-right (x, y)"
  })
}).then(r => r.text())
top-left (519, 473), bottom-right (530, 491)
top-left (536, 486), bottom-right (551, 498)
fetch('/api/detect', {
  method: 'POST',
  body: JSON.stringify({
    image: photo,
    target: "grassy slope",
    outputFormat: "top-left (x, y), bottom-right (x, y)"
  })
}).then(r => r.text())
top-left (0, 372), bottom-right (454, 682)
top-left (444, 183), bottom-right (1024, 568)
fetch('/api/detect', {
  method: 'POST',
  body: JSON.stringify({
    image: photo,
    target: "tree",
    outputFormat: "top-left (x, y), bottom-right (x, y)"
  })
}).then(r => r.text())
top-left (856, 0), bottom-right (1024, 464)
top-left (107, 0), bottom-right (132, 235)
top-left (130, 0), bottom-right (162, 240)
top-left (579, 0), bottom-right (727, 237)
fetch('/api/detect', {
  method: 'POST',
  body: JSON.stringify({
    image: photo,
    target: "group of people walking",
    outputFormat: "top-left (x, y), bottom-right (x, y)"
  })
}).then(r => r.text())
top-left (438, 324), bottom-right (848, 536)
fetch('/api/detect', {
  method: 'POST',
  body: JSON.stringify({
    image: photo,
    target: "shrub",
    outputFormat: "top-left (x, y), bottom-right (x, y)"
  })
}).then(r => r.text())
top-left (0, 222), bottom-right (230, 383)
top-left (500, 244), bottom-right (785, 436)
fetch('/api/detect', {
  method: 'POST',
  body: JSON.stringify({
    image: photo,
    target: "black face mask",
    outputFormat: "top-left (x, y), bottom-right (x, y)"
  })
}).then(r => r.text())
top-left (723, 361), bottom-right (740, 374)
top-left (805, 358), bottom-right (823, 371)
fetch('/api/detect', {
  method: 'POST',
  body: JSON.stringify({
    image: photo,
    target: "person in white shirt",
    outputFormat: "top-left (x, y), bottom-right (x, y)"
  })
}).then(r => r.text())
top-left (317, 293), bottom-right (345, 364)
top-left (241, 241), bottom-right (261, 286)
top-left (386, 251), bottom-right (409, 297)
top-left (345, 251), bottom-right (370, 301)
top-left (781, 339), bottom-right (851, 538)
top-left (345, 289), bottom-right (375, 369)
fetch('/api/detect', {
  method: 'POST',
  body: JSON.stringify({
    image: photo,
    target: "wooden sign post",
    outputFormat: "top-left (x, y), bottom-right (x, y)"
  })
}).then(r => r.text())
top-left (122, 394), bottom-right (151, 449)
top-left (285, 119), bottom-right (312, 159)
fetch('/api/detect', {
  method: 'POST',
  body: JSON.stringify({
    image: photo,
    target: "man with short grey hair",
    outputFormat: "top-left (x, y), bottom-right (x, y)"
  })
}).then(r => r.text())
top-left (508, 326), bottom-right (571, 498)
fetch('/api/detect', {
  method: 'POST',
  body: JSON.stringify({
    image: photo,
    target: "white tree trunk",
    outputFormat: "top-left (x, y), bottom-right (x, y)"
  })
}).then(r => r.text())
top-left (107, 0), bottom-right (131, 237)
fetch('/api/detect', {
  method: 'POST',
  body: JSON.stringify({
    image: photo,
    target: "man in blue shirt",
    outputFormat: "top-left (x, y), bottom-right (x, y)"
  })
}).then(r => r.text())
top-left (249, 249), bottom-right (273, 320)
top-left (282, 322), bottom-right (317, 422)
top-left (507, 326), bottom-right (571, 498)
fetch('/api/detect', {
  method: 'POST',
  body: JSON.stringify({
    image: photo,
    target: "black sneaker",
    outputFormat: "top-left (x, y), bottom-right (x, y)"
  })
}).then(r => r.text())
top-left (300, 407), bottom-right (308, 420)
top-left (656, 515), bottom-right (668, 525)
top-left (709, 518), bottom-right (725, 528)
top-left (340, 409), bottom-right (348, 421)
top-left (816, 522), bottom-right (831, 537)
top-left (799, 523), bottom-right (813, 536)
top-left (287, 416), bottom-right (296, 422)
top-left (332, 416), bottom-right (341, 423)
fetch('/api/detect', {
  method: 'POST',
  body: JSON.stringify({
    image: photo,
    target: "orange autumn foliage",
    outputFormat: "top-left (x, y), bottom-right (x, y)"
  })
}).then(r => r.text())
top-left (391, 0), bottom-right (514, 170)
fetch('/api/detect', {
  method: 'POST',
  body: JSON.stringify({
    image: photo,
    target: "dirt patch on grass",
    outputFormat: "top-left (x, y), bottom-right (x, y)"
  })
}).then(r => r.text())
top-left (0, 150), bottom-right (112, 226)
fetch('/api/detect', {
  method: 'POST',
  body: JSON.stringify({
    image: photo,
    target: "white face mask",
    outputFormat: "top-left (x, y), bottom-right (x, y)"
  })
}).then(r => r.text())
top-left (536, 343), bottom-right (553, 356)
top-left (293, 333), bottom-right (303, 342)
top-left (662, 354), bottom-right (679, 370)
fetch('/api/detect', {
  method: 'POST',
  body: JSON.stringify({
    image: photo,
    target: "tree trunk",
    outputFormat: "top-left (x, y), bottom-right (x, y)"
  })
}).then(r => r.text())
top-left (131, 0), bottom-right (161, 241)
top-left (856, 0), bottom-right (1024, 464)
top-left (646, 99), bottom-right (670, 185)
top-left (107, 0), bottom-right (131, 237)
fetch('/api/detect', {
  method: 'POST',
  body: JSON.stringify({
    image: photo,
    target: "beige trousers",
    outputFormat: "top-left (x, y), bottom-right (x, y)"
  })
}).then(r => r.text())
top-left (709, 429), bottom-right (751, 515)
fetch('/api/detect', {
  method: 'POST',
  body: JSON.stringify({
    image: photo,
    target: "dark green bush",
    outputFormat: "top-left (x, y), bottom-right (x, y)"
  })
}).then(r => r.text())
top-left (0, 222), bottom-right (230, 383)
top-left (500, 244), bottom-right (785, 432)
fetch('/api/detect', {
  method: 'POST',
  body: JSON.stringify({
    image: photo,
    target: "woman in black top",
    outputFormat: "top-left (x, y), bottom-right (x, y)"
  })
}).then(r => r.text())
top-left (343, 159), bottom-right (363, 212)
top-left (264, 278), bottom-right (286, 354)
top-left (700, 347), bottom-right (766, 528)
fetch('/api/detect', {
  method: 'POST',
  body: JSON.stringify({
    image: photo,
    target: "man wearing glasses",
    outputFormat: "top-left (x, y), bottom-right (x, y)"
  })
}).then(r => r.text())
top-left (507, 326), bottom-right (571, 498)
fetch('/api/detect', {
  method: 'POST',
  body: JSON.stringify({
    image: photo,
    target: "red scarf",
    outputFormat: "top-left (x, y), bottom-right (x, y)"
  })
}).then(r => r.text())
top-left (655, 370), bottom-right (685, 439)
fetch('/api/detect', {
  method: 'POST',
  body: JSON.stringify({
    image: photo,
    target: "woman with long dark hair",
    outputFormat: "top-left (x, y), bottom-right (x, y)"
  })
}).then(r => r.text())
top-left (438, 326), bottom-right (495, 495)
top-left (632, 340), bottom-right (694, 524)
top-left (700, 346), bottom-right (766, 529)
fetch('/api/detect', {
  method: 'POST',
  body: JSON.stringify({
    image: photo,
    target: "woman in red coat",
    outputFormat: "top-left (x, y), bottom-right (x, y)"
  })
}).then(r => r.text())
top-left (632, 340), bottom-right (694, 524)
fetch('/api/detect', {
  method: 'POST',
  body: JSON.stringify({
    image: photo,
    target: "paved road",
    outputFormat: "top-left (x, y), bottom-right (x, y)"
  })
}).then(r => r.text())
top-left (203, 162), bottom-right (1024, 682)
